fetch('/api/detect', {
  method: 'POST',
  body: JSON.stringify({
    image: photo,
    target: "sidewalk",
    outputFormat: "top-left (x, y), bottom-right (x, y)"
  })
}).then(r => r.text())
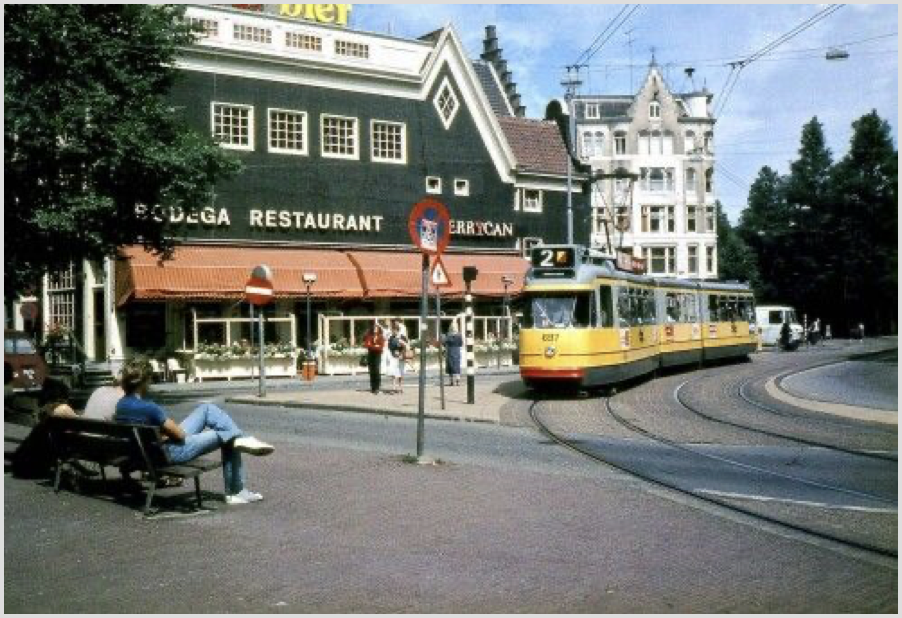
top-left (227, 375), bottom-right (527, 424)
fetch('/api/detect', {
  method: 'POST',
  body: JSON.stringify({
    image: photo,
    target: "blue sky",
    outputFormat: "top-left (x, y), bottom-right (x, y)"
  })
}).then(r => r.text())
top-left (351, 3), bottom-right (898, 223)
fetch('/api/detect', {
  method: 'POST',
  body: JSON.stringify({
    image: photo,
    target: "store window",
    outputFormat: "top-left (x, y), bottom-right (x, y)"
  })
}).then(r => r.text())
top-left (433, 78), bottom-right (460, 129)
top-left (125, 303), bottom-right (166, 350)
top-left (233, 24), bottom-right (271, 44)
top-left (335, 39), bottom-right (369, 58)
top-left (321, 114), bottom-right (358, 159)
top-left (286, 31), bottom-right (321, 51)
top-left (371, 120), bottom-right (406, 164)
top-left (268, 109), bottom-right (307, 155)
top-left (212, 103), bottom-right (253, 150)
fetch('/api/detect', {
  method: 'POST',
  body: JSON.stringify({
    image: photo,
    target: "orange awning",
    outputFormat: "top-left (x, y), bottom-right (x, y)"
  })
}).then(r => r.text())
top-left (116, 245), bottom-right (365, 305)
top-left (116, 245), bottom-right (528, 305)
top-left (347, 251), bottom-right (528, 299)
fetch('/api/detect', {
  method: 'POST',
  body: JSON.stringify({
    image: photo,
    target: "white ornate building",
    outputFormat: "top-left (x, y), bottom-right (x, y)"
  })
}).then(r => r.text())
top-left (574, 63), bottom-right (718, 279)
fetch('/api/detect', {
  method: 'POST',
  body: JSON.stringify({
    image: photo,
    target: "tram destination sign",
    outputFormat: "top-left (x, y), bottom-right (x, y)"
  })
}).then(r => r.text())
top-left (531, 247), bottom-right (575, 269)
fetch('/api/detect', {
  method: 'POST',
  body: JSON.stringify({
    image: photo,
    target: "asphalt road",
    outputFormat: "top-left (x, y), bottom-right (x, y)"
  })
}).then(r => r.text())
top-left (4, 343), bottom-right (898, 612)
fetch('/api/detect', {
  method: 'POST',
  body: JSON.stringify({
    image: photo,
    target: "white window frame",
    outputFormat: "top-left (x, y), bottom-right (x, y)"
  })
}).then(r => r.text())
top-left (519, 188), bottom-right (544, 214)
top-left (646, 246), bottom-right (676, 275)
top-left (521, 237), bottom-right (543, 258)
top-left (285, 31), bottom-right (322, 52)
top-left (706, 245), bottom-right (716, 274)
top-left (688, 245), bottom-right (699, 275)
top-left (584, 103), bottom-right (600, 120)
top-left (433, 77), bottom-right (460, 130)
top-left (614, 132), bottom-right (627, 155)
top-left (233, 23), bottom-right (272, 45)
top-left (454, 179), bottom-right (470, 196)
top-left (335, 39), bottom-right (370, 59)
top-left (267, 108), bottom-right (308, 156)
top-left (426, 176), bottom-right (442, 194)
top-left (320, 113), bottom-right (359, 160)
top-left (370, 120), bottom-right (407, 165)
top-left (649, 101), bottom-right (661, 118)
top-left (187, 17), bottom-right (219, 38)
top-left (211, 102), bottom-right (254, 151)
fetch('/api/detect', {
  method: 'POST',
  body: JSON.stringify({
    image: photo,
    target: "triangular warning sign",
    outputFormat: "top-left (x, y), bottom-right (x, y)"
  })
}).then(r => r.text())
top-left (431, 256), bottom-right (453, 288)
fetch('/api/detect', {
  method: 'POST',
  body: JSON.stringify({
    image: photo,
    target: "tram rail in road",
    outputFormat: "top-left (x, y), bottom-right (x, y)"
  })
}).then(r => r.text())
top-left (528, 392), bottom-right (898, 561)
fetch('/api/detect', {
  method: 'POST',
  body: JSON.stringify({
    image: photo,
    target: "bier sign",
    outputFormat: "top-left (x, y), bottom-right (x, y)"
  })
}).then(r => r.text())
top-left (616, 250), bottom-right (646, 274)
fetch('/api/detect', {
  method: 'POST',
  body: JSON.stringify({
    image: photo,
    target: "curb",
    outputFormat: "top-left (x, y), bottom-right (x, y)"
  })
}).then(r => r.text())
top-left (764, 376), bottom-right (897, 426)
top-left (225, 395), bottom-right (499, 424)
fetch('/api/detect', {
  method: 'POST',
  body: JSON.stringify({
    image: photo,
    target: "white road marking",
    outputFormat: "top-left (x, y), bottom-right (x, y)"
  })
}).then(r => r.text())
top-left (695, 489), bottom-right (898, 514)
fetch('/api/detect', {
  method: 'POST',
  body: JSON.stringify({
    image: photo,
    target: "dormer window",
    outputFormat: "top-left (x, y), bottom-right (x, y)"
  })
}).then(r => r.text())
top-left (585, 103), bottom-right (600, 120)
top-left (649, 101), bottom-right (661, 119)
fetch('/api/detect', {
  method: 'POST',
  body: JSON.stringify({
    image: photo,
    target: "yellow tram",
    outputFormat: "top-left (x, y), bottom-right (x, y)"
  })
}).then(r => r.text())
top-left (519, 245), bottom-right (757, 389)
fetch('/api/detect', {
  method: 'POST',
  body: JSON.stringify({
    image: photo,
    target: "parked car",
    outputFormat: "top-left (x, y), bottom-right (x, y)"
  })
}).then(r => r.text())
top-left (4, 330), bottom-right (47, 393)
top-left (754, 306), bottom-right (804, 348)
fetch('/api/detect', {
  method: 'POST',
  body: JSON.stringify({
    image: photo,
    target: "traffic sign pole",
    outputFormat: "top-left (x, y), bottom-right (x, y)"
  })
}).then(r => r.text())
top-left (436, 287), bottom-right (445, 411)
top-left (258, 310), bottom-right (266, 398)
top-left (416, 253), bottom-right (429, 459)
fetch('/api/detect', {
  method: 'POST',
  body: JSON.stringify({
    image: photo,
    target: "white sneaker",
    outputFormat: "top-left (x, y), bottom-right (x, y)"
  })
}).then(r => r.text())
top-left (233, 436), bottom-right (275, 456)
top-left (225, 489), bottom-right (263, 505)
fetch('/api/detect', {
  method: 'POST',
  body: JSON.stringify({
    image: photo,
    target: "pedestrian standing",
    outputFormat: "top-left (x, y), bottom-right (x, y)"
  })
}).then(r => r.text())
top-left (443, 323), bottom-right (463, 386)
top-left (388, 321), bottom-right (409, 394)
top-left (363, 320), bottom-right (386, 394)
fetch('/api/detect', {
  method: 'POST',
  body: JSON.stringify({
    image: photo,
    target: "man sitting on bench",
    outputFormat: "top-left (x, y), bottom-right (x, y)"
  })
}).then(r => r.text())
top-left (114, 361), bottom-right (275, 505)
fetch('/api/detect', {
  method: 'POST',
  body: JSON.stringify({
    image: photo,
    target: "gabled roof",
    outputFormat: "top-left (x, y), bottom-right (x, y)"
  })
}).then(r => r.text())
top-left (496, 116), bottom-right (569, 176)
top-left (471, 60), bottom-right (513, 117)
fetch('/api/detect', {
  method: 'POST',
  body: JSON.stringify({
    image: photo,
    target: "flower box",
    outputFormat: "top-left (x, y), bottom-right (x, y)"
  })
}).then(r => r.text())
top-left (192, 355), bottom-right (297, 382)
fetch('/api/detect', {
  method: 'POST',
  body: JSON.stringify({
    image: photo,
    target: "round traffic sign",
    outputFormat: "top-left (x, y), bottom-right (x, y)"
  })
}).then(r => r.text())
top-left (408, 198), bottom-right (450, 255)
top-left (246, 276), bottom-right (274, 306)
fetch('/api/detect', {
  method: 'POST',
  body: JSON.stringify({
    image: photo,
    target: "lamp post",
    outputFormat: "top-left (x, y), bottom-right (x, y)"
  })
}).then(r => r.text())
top-left (302, 272), bottom-right (317, 380)
top-left (562, 66), bottom-right (582, 245)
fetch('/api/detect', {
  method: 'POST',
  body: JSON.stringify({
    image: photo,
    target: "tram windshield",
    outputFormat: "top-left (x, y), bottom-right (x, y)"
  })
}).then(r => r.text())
top-left (524, 293), bottom-right (593, 329)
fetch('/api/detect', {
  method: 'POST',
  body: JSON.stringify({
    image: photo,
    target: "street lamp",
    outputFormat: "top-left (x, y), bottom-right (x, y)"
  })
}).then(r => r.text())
top-left (302, 272), bottom-right (317, 362)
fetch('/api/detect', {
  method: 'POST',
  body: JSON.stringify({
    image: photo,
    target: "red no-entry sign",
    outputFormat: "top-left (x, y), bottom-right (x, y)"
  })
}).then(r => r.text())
top-left (245, 276), bottom-right (274, 306)
top-left (408, 198), bottom-right (451, 255)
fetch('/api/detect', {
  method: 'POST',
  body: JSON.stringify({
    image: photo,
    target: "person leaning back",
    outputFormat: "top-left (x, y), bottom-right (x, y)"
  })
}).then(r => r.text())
top-left (114, 360), bottom-right (274, 505)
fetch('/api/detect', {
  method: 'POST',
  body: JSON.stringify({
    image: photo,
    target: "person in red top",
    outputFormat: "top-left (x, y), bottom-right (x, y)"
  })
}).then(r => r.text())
top-left (363, 320), bottom-right (386, 394)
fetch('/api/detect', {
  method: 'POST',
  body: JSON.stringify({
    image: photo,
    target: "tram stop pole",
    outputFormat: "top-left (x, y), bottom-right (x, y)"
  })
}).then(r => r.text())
top-left (463, 266), bottom-right (479, 404)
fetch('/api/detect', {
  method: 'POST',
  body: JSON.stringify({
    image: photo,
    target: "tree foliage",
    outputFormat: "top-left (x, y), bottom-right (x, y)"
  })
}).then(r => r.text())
top-left (716, 201), bottom-right (759, 288)
top-left (737, 112), bottom-right (898, 335)
top-left (5, 5), bottom-right (240, 297)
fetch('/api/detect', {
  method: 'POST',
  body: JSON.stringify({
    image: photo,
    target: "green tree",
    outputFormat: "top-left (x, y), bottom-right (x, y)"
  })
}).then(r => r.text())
top-left (5, 5), bottom-right (240, 298)
top-left (716, 202), bottom-right (759, 288)
top-left (738, 166), bottom-right (791, 301)
top-left (828, 111), bottom-right (898, 334)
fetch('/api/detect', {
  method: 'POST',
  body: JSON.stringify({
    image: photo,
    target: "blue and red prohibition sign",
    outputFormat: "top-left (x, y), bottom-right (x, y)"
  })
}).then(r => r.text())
top-left (408, 198), bottom-right (451, 256)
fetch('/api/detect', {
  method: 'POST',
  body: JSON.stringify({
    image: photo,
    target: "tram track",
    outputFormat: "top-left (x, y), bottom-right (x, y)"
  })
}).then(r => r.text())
top-left (674, 372), bottom-right (897, 463)
top-left (529, 395), bottom-right (898, 560)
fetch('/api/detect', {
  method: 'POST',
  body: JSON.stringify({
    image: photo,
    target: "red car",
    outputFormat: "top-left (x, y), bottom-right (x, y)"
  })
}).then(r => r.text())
top-left (4, 330), bottom-right (47, 393)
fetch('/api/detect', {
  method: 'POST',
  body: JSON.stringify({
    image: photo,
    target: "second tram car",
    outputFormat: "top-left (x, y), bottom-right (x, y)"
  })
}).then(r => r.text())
top-left (519, 245), bottom-right (757, 389)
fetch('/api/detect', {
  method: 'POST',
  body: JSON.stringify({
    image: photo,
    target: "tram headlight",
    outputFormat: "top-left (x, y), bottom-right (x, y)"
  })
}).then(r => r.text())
top-left (544, 346), bottom-right (557, 358)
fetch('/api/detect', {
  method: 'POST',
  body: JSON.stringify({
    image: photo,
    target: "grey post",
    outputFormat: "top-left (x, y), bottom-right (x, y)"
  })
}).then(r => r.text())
top-left (258, 309), bottom-right (265, 398)
top-left (436, 287), bottom-right (445, 410)
top-left (562, 66), bottom-right (582, 245)
top-left (463, 266), bottom-right (479, 404)
top-left (416, 253), bottom-right (429, 458)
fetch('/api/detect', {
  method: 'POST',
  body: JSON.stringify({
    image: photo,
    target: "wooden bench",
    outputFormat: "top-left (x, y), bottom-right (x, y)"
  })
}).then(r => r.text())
top-left (45, 416), bottom-right (221, 516)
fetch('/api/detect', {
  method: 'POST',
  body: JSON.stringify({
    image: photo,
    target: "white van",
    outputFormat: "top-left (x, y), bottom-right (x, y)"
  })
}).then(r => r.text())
top-left (755, 305), bottom-right (804, 347)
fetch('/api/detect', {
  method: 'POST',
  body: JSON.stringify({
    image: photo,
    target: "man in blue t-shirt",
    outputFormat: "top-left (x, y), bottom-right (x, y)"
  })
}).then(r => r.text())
top-left (115, 360), bottom-right (274, 505)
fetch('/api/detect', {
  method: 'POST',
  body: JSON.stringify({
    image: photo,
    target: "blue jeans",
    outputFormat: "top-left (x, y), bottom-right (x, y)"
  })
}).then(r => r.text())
top-left (163, 403), bottom-right (245, 495)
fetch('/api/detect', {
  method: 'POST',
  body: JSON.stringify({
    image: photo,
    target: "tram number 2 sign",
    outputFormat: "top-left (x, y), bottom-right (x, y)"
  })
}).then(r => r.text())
top-left (531, 247), bottom-right (575, 269)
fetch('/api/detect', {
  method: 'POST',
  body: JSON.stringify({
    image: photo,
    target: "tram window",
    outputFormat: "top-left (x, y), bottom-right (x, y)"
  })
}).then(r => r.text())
top-left (642, 290), bottom-right (656, 324)
top-left (616, 288), bottom-right (632, 327)
top-left (524, 292), bottom-right (593, 329)
top-left (708, 294), bottom-right (720, 322)
top-left (684, 294), bottom-right (699, 322)
top-left (665, 293), bottom-right (680, 323)
top-left (598, 285), bottom-right (614, 328)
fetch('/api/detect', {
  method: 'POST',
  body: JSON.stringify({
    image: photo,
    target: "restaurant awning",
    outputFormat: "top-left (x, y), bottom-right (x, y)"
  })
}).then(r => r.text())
top-left (115, 245), bottom-right (365, 306)
top-left (116, 245), bottom-right (529, 306)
